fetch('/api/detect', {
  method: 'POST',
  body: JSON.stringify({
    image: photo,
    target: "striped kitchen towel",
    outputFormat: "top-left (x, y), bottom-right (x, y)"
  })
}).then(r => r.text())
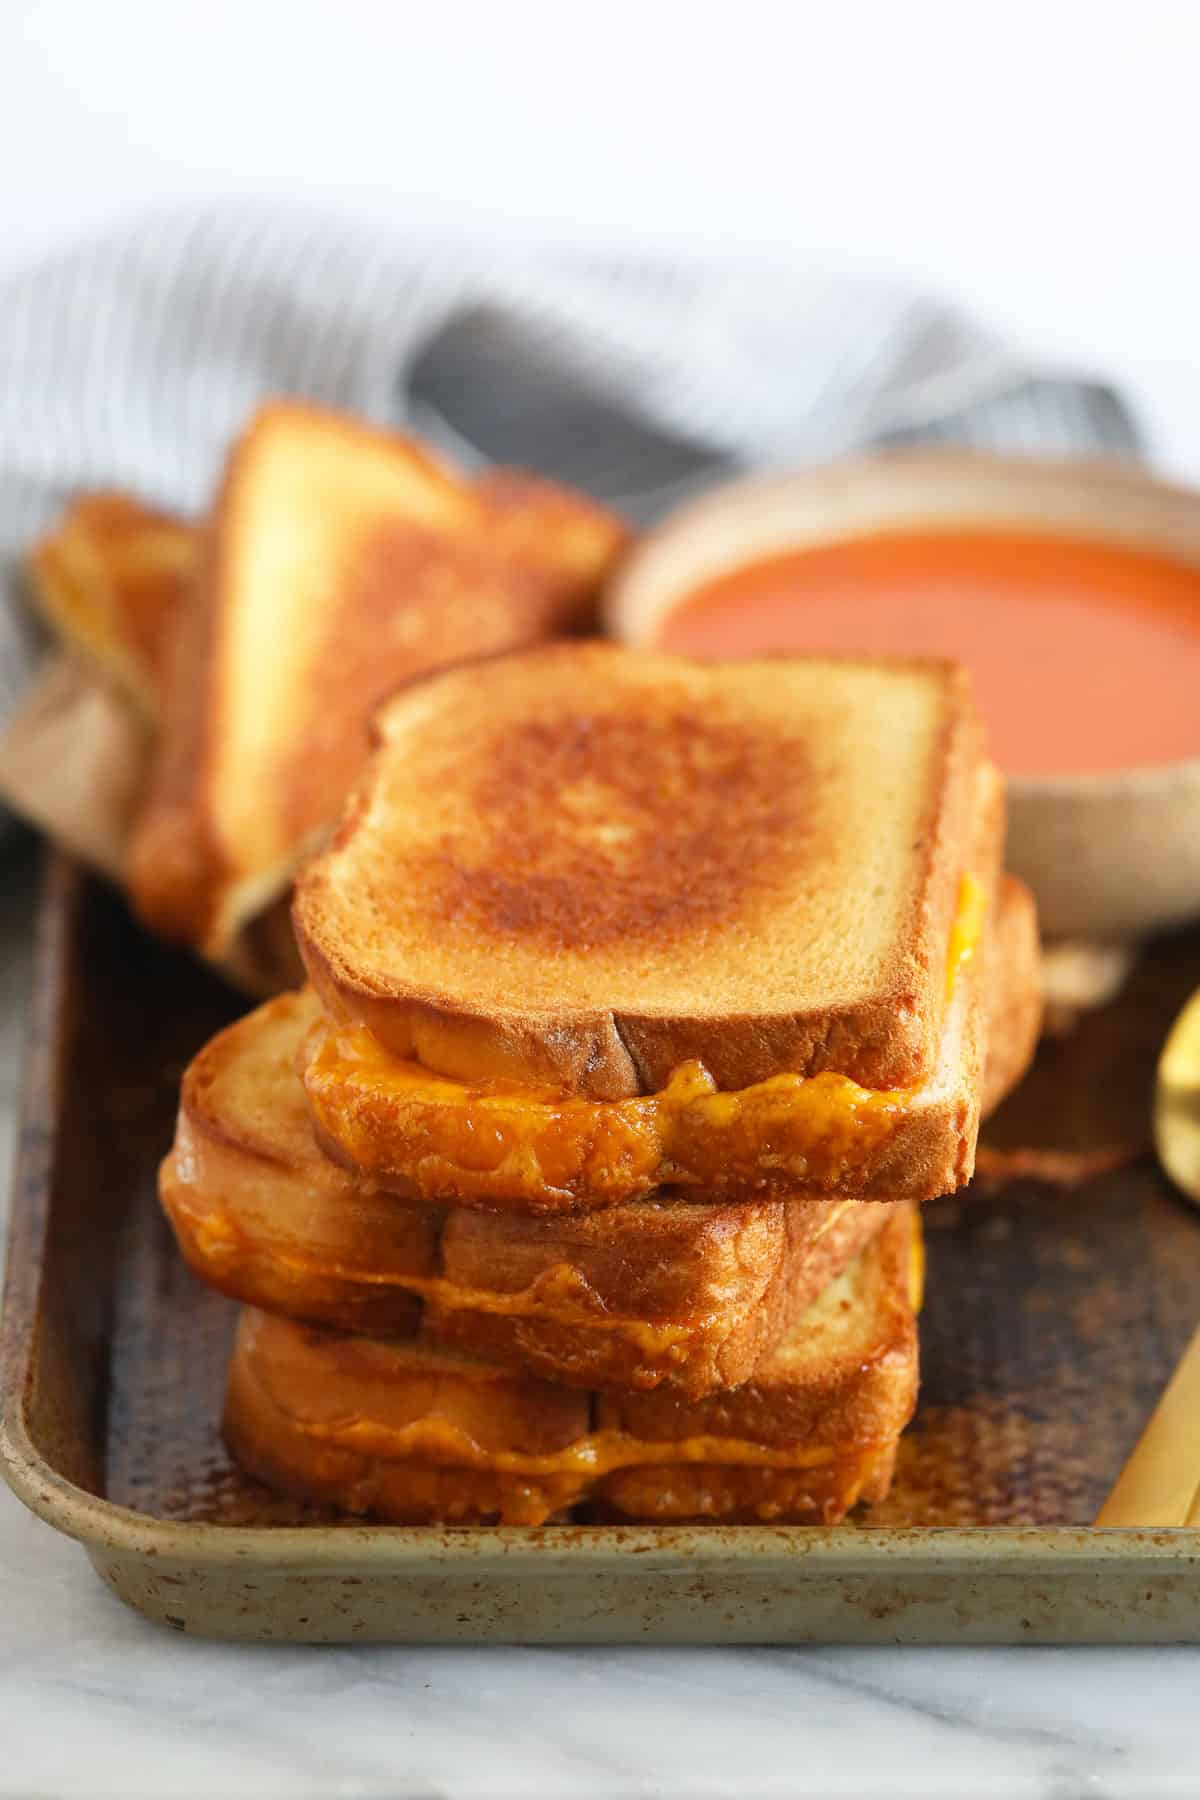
top-left (0, 203), bottom-right (1138, 732)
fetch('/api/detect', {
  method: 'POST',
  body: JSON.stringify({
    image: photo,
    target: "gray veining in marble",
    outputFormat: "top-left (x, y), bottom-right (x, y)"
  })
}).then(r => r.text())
top-left (2, 839), bottom-right (1200, 1799)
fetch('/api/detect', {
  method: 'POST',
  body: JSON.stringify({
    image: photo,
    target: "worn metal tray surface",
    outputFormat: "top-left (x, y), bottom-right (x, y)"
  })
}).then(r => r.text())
top-left (3, 857), bottom-right (1200, 1643)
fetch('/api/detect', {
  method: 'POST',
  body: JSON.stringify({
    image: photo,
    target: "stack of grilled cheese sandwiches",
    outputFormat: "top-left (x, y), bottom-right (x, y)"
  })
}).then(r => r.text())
top-left (161, 642), bottom-right (1041, 1525)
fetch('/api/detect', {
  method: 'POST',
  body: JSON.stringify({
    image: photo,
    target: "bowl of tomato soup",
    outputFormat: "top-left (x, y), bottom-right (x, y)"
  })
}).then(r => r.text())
top-left (607, 452), bottom-right (1200, 938)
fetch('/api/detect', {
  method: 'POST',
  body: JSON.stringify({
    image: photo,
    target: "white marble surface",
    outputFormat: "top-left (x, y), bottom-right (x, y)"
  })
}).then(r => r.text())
top-left (2, 841), bottom-right (1200, 1798)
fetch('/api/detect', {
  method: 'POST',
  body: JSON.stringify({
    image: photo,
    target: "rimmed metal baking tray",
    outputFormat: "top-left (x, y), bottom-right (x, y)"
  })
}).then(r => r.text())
top-left (3, 854), bottom-right (1200, 1643)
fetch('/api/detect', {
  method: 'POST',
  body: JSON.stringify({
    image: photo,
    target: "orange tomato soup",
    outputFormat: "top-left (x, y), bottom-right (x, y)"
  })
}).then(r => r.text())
top-left (658, 529), bottom-right (1200, 775)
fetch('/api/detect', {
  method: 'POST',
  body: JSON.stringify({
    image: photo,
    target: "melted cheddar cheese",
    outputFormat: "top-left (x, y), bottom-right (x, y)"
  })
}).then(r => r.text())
top-left (946, 871), bottom-right (988, 1000)
top-left (302, 880), bottom-right (986, 1208)
top-left (228, 1205), bottom-right (921, 1523)
top-left (165, 1170), bottom-right (703, 1350)
top-left (289, 1416), bottom-right (843, 1476)
top-left (164, 1157), bottom-right (859, 1351)
top-left (244, 1320), bottom-right (855, 1478)
top-left (241, 1253), bottom-right (918, 1480)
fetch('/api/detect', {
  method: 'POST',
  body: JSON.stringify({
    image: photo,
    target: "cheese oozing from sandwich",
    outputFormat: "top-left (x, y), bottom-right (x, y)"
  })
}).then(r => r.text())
top-left (300, 876), bottom-right (987, 1209)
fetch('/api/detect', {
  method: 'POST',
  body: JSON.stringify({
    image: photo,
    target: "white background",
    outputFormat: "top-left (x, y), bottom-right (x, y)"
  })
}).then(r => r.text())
top-left (3, 0), bottom-right (1200, 470)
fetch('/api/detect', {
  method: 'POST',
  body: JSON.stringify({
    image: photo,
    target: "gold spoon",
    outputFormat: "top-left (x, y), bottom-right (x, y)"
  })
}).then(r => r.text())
top-left (1155, 986), bottom-right (1200, 1205)
top-left (1096, 989), bottom-right (1200, 1525)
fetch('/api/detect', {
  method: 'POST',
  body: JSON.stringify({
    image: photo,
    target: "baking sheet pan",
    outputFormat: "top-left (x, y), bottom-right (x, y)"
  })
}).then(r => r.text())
top-left (3, 855), bottom-right (1200, 1642)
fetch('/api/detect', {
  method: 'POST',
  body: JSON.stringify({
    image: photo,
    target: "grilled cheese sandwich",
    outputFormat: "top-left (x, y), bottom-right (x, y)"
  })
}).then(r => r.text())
top-left (161, 876), bottom-right (1037, 1396)
top-left (295, 646), bottom-right (988, 1100)
top-left (292, 644), bottom-right (1001, 1219)
top-left (127, 405), bottom-right (628, 970)
top-left (223, 1208), bottom-right (920, 1526)
top-left (27, 493), bottom-right (198, 718)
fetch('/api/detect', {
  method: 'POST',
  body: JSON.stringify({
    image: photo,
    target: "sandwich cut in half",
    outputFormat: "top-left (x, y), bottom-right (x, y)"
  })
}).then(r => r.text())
top-left (294, 644), bottom-right (1003, 1210)
top-left (1, 500), bottom-right (198, 896)
top-left (26, 492), bottom-right (199, 720)
top-left (160, 875), bottom-right (1038, 1395)
top-left (222, 1205), bottom-right (922, 1527)
top-left (127, 404), bottom-right (629, 973)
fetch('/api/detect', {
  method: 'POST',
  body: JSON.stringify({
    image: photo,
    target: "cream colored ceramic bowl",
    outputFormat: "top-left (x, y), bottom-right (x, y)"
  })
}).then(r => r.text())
top-left (605, 450), bottom-right (1200, 942)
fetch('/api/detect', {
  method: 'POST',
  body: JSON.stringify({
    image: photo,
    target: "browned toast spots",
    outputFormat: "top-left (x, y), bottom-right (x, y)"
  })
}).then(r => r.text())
top-left (26, 494), bottom-right (198, 718)
top-left (297, 720), bottom-right (1002, 1208)
top-left (222, 1209), bottom-right (919, 1527)
top-left (295, 645), bottom-right (985, 1100)
top-left (127, 404), bottom-right (628, 965)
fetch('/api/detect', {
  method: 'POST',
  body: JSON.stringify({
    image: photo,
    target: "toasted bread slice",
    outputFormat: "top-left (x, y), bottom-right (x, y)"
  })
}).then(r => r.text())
top-left (425, 1196), bottom-right (892, 1396)
top-left (298, 755), bottom-right (1002, 1210)
top-left (127, 404), bottom-right (627, 966)
top-left (295, 644), bottom-right (985, 1100)
top-left (20, 492), bottom-right (301, 994)
top-left (161, 989), bottom-right (894, 1394)
top-left (595, 1202), bottom-right (921, 1523)
top-left (224, 1310), bottom-right (594, 1525)
top-left (982, 874), bottom-right (1041, 1116)
top-left (162, 991), bottom-right (438, 1338)
top-left (222, 1208), bottom-right (919, 1526)
top-left (26, 494), bottom-right (198, 719)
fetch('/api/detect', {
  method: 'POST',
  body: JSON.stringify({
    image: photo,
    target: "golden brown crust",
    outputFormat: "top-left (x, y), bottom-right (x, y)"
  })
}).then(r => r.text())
top-left (223, 1317), bottom-right (590, 1526)
top-left (981, 875), bottom-right (1042, 1116)
top-left (221, 1212), bottom-right (918, 1527)
top-left (596, 1206), bottom-right (919, 1448)
top-left (127, 404), bottom-right (628, 963)
top-left (295, 645), bottom-right (985, 1099)
top-left (26, 493), bottom-right (198, 719)
top-left (296, 754), bottom-right (1001, 1213)
top-left (161, 991), bottom-right (898, 1393)
top-left (165, 835), bottom-right (1026, 1405)
top-left (473, 468), bottom-right (633, 623)
top-left (297, 892), bottom-right (992, 1213)
top-left (425, 1199), bottom-right (897, 1396)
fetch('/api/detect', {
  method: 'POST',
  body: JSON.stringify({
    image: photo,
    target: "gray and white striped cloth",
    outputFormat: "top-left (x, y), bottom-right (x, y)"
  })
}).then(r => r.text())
top-left (0, 203), bottom-right (1138, 732)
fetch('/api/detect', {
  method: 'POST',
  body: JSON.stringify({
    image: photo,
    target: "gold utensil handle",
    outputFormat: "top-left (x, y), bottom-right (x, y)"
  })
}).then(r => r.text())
top-left (1097, 1325), bottom-right (1200, 1526)
top-left (1155, 985), bottom-right (1200, 1209)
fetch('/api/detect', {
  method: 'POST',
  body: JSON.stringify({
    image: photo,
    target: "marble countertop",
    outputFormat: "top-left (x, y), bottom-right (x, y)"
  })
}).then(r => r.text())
top-left (3, 841), bottom-right (1200, 1799)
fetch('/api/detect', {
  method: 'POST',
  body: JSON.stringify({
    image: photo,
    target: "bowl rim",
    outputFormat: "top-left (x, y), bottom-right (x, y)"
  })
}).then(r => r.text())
top-left (1013, 752), bottom-right (1200, 800)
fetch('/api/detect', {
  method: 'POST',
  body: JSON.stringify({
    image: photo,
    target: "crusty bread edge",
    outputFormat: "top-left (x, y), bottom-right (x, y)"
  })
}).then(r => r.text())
top-left (980, 874), bottom-right (1042, 1119)
top-left (126, 402), bottom-right (486, 958)
top-left (126, 427), bottom-right (252, 954)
